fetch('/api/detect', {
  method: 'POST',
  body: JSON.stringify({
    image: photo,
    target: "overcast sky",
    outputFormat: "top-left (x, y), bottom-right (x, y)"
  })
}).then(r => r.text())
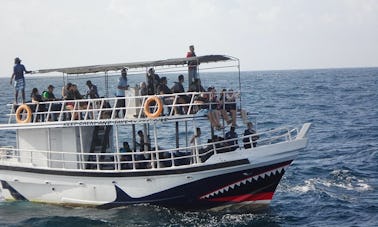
top-left (1, 0), bottom-right (377, 76)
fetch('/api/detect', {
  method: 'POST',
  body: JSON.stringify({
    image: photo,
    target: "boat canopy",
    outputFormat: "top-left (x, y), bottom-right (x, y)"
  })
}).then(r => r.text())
top-left (36, 55), bottom-right (236, 75)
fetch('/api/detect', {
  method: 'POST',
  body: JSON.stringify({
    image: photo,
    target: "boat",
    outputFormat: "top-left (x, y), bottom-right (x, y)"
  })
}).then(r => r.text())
top-left (0, 55), bottom-right (311, 210)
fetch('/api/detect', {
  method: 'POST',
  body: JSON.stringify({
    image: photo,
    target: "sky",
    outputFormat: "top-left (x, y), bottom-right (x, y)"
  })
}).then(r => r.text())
top-left (1, 0), bottom-right (378, 77)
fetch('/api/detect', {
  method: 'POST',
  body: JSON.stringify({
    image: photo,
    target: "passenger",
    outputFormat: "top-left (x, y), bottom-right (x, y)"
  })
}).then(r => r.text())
top-left (208, 87), bottom-right (222, 130)
top-left (139, 82), bottom-right (148, 96)
top-left (100, 98), bottom-right (112, 119)
top-left (136, 130), bottom-right (151, 168)
top-left (137, 130), bottom-right (150, 152)
top-left (226, 89), bottom-right (238, 126)
top-left (171, 74), bottom-right (190, 114)
top-left (158, 77), bottom-right (172, 95)
top-left (72, 84), bottom-right (84, 99)
top-left (61, 82), bottom-right (72, 100)
top-left (120, 142), bottom-right (132, 169)
top-left (186, 45), bottom-right (199, 87)
top-left (120, 141), bottom-right (132, 153)
top-left (115, 68), bottom-right (129, 118)
top-left (86, 80), bottom-right (99, 99)
top-left (189, 79), bottom-right (207, 112)
top-left (10, 57), bottom-right (32, 104)
top-left (42, 85), bottom-right (57, 101)
top-left (171, 75), bottom-right (185, 93)
top-left (147, 68), bottom-right (160, 95)
top-left (42, 85), bottom-right (61, 121)
top-left (218, 88), bottom-right (232, 125)
top-left (243, 122), bottom-right (259, 148)
top-left (158, 77), bottom-right (174, 115)
top-left (188, 78), bottom-right (205, 92)
top-left (30, 88), bottom-right (46, 122)
top-left (65, 84), bottom-right (83, 120)
top-left (225, 126), bottom-right (238, 151)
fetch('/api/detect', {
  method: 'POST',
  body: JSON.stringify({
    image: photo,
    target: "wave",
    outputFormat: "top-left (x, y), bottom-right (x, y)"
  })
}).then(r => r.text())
top-left (285, 169), bottom-right (372, 197)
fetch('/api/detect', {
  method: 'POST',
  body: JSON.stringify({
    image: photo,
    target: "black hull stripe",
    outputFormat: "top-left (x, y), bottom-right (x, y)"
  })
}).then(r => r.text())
top-left (0, 159), bottom-right (249, 177)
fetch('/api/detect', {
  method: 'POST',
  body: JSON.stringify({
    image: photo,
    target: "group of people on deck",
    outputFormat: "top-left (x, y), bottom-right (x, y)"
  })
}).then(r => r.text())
top-left (9, 45), bottom-right (235, 127)
top-left (190, 122), bottom-right (259, 159)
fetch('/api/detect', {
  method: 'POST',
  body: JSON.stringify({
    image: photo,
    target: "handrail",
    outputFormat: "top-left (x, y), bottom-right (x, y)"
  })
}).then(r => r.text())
top-left (4, 92), bottom-right (240, 126)
top-left (0, 126), bottom-right (298, 171)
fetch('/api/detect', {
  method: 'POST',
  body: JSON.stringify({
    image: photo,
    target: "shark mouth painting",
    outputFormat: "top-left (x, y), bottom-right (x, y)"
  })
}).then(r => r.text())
top-left (198, 164), bottom-right (290, 203)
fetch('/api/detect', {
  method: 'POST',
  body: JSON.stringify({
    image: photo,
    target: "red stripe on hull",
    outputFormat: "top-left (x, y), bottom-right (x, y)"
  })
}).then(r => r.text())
top-left (206, 192), bottom-right (274, 202)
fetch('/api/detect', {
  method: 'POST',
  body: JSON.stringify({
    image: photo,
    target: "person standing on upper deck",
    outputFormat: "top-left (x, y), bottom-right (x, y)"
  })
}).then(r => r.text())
top-left (115, 68), bottom-right (129, 118)
top-left (186, 45), bottom-right (199, 88)
top-left (10, 57), bottom-right (32, 104)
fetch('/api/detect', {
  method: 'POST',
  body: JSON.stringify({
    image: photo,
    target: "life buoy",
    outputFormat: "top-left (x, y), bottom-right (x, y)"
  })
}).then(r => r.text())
top-left (144, 96), bottom-right (163, 118)
top-left (15, 104), bottom-right (32, 123)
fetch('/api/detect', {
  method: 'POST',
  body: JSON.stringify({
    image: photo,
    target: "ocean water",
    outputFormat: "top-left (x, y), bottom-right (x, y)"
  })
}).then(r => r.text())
top-left (0, 67), bottom-right (377, 226)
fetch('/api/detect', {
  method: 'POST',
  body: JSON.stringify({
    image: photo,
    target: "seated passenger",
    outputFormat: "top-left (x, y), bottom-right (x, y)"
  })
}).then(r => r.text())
top-left (225, 126), bottom-right (238, 151)
top-left (226, 89), bottom-right (238, 127)
top-left (100, 98), bottom-right (112, 119)
top-left (120, 142), bottom-right (132, 169)
top-left (188, 78), bottom-right (205, 92)
top-left (218, 88), bottom-right (232, 125)
top-left (30, 88), bottom-right (46, 122)
top-left (208, 87), bottom-right (223, 130)
top-left (42, 85), bottom-right (61, 121)
top-left (243, 122), bottom-right (259, 148)
top-left (61, 82), bottom-right (72, 100)
top-left (158, 77), bottom-right (174, 115)
top-left (65, 84), bottom-right (84, 120)
top-left (171, 74), bottom-right (190, 114)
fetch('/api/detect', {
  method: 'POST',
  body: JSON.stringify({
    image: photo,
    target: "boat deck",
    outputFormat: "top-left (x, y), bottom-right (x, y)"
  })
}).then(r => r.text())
top-left (2, 92), bottom-right (234, 129)
top-left (0, 125), bottom-right (301, 172)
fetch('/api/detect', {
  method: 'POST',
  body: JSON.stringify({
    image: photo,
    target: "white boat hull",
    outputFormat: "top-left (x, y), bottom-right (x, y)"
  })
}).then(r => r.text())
top-left (0, 138), bottom-right (307, 209)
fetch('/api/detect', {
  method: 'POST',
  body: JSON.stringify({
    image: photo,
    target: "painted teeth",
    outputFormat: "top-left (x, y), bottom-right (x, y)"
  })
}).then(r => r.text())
top-left (200, 166), bottom-right (288, 199)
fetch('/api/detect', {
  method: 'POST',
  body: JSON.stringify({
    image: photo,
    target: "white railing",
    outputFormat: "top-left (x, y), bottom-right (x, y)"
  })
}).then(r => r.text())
top-left (5, 92), bottom-right (238, 125)
top-left (0, 126), bottom-right (298, 171)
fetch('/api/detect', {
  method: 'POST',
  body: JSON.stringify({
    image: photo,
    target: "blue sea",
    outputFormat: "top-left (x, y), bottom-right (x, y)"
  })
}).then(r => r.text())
top-left (0, 67), bottom-right (377, 226)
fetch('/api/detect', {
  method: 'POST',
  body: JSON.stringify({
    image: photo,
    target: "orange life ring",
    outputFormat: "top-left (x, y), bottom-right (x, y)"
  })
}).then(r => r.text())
top-left (144, 96), bottom-right (163, 118)
top-left (15, 104), bottom-right (32, 123)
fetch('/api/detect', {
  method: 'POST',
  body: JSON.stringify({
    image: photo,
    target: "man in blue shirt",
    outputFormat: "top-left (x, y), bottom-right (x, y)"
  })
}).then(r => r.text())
top-left (10, 57), bottom-right (32, 103)
top-left (115, 68), bottom-right (129, 118)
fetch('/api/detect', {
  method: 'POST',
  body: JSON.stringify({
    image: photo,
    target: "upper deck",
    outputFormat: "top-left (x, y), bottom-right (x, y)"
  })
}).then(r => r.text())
top-left (1, 91), bottom-right (238, 129)
top-left (1, 54), bottom-right (241, 130)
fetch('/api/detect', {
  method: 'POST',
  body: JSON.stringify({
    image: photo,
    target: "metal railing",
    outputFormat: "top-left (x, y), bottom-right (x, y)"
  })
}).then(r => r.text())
top-left (0, 126), bottom-right (298, 171)
top-left (5, 92), bottom-right (238, 125)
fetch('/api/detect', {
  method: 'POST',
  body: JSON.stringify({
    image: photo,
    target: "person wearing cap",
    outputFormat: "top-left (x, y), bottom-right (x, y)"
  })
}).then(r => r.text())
top-left (10, 57), bottom-right (32, 103)
top-left (115, 68), bottom-right (129, 118)
top-left (86, 80), bottom-right (99, 99)
top-left (42, 84), bottom-right (61, 121)
top-left (42, 85), bottom-right (57, 101)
